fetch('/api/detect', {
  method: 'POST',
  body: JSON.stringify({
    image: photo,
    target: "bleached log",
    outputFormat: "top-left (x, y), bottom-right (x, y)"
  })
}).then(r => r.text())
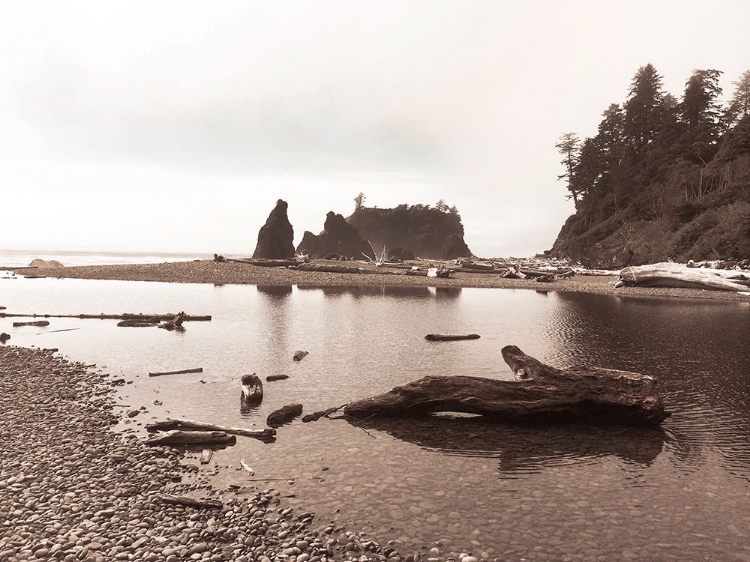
top-left (617, 262), bottom-right (750, 291)
top-left (148, 367), bottom-right (203, 377)
top-left (199, 449), bottom-right (213, 464)
top-left (146, 430), bottom-right (236, 447)
top-left (145, 419), bottom-right (276, 441)
top-left (343, 345), bottom-right (669, 425)
top-left (158, 494), bottom-right (223, 510)
top-left (239, 459), bottom-right (254, 475)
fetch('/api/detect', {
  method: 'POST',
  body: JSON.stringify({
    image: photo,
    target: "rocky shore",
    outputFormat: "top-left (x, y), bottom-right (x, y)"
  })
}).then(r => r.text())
top-left (31, 260), bottom-right (749, 301)
top-left (0, 346), bottom-right (405, 562)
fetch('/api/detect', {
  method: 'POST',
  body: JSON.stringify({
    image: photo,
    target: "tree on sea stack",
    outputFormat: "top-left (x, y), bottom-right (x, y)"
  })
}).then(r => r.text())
top-left (252, 199), bottom-right (295, 259)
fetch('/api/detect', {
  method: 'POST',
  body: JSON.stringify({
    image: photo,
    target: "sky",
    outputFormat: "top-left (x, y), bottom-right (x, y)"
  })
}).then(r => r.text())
top-left (1, 1), bottom-right (749, 258)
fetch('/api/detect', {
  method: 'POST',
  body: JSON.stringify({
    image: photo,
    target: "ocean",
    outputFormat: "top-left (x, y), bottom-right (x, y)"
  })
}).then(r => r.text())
top-left (0, 249), bottom-right (213, 268)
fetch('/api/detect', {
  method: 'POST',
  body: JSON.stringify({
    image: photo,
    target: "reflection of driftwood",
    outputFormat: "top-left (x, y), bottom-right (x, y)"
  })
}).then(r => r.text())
top-left (146, 430), bottom-right (236, 447)
top-left (266, 374), bottom-right (289, 382)
top-left (293, 350), bottom-right (309, 362)
top-left (158, 494), bottom-right (223, 510)
top-left (146, 419), bottom-right (276, 441)
top-left (344, 345), bottom-right (669, 425)
top-left (240, 374), bottom-right (263, 412)
top-left (0, 312), bottom-right (211, 321)
top-left (13, 320), bottom-right (50, 327)
top-left (149, 367), bottom-right (203, 377)
top-left (425, 333), bottom-right (480, 342)
top-left (159, 312), bottom-right (187, 331)
top-left (351, 416), bottom-right (666, 470)
top-left (267, 403), bottom-right (303, 427)
top-left (617, 263), bottom-right (750, 292)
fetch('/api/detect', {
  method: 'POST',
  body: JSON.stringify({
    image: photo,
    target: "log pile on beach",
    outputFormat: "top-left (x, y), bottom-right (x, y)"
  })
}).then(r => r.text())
top-left (0, 345), bottom-right (401, 562)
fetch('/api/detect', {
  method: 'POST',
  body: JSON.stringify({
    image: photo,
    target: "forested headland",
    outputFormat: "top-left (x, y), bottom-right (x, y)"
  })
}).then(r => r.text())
top-left (551, 65), bottom-right (750, 267)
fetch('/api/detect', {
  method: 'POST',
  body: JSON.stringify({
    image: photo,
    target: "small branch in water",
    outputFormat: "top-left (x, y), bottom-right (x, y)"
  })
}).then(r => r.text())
top-left (149, 368), bottom-right (203, 377)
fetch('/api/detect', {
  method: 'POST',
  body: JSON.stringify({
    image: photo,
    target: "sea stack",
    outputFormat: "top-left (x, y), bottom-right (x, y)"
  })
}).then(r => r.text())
top-left (253, 199), bottom-right (295, 259)
top-left (296, 211), bottom-right (375, 260)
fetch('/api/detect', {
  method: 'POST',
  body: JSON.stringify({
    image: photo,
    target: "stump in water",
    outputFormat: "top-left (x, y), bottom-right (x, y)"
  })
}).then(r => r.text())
top-left (344, 345), bottom-right (669, 425)
top-left (240, 373), bottom-right (263, 412)
top-left (267, 403), bottom-right (303, 427)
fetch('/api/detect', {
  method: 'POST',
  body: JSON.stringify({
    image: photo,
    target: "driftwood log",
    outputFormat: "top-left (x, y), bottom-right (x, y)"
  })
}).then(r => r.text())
top-left (617, 262), bottom-right (750, 292)
top-left (149, 367), bottom-right (203, 377)
top-left (297, 263), bottom-right (361, 274)
top-left (266, 374), bottom-right (289, 382)
top-left (344, 345), bottom-right (669, 425)
top-left (158, 494), bottom-right (223, 510)
top-left (13, 321), bottom-right (50, 327)
top-left (117, 320), bottom-right (157, 327)
top-left (425, 333), bottom-right (480, 342)
top-left (159, 312), bottom-right (187, 331)
top-left (145, 418), bottom-right (276, 441)
top-left (146, 430), bottom-right (237, 447)
top-left (267, 403), bottom-right (303, 427)
top-left (0, 312), bottom-right (211, 321)
top-left (293, 350), bottom-right (309, 362)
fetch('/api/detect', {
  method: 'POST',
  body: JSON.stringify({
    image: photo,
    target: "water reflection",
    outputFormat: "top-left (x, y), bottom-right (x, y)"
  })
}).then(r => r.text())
top-left (256, 285), bottom-right (293, 297)
top-left (295, 285), bottom-right (462, 299)
top-left (352, 416), bottom-right (666, 475)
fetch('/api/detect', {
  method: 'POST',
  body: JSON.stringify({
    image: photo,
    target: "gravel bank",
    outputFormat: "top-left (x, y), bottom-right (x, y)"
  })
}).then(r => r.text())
top-left (0, 346), bottom-right (403, 562)
top-left (35, 260), bottom-right (749, 301)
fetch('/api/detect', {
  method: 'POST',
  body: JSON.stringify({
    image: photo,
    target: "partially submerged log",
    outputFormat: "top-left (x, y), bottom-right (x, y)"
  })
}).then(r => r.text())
top-left (344, 345), bottom-right (669, 425)
top-left (145, 418), bottom-right (276, 441)
top-left (159, 312), bottom-right (187, 331)
top-left (240, 373), bottom-right (263, 412)
top-left (267, 403), bottom-right (303, 427)
top-left (146, 430), bottom-right (237, 447)
top-left (117, 320), bottom-right (157, 327)
top-left (266, 374), bottom-right (289, 382)
top-left (148, 367), bottom-right (203, 377)
top-left (293, 350), bottom-right (309, 362)
top-left (425, 333), bottom-right (480, 342)
top-left (158, 494), bottom-right (223, 510)
top-left (617, 262), bottom-right (750, 292)
top-left (13, 320), bottom-right (50, 327)
top-left (0, 312), bottom-right (211, 321)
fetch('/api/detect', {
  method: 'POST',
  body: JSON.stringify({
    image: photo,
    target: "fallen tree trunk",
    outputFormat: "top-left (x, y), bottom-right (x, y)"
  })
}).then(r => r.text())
top-left (344, 345), bottom-right (669, 425)
top-left (145, 418), bottom-right (276, 441)
top-left (617, 262), bottom-right (750, 292)
top-left (146, 430), bottom-right (237, 447)
top-left (117, 320), bottom-right (157, 327)
top-left (13, 321), bottom-right (50, 327)
top-left (266, 374), bottom-right (289, 382)
top-left (0, 312), bottom-right (211, 321)
top-left (267, 403), bottom-right (303, 427)
top-left (158, 494), bottom-right (223, 510)
top-left (425, 333), bottom-right (480, 341)
top-left (148, 367), bottom-right (203, 377)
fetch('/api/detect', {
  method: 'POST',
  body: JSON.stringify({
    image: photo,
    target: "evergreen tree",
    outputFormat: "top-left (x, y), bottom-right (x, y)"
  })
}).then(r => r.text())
top-left (727, 70), bottom-right (750, 124)
top-left (624, 64), bottom-right (664, 150)
top-left (555, 132), bottom-right (582, 208)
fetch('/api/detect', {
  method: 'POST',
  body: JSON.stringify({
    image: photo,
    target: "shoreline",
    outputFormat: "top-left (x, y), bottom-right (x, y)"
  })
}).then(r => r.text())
top-left (0, 345), bottom-right (397, 562)
top-left (23, 259), bottom-right (750, 302)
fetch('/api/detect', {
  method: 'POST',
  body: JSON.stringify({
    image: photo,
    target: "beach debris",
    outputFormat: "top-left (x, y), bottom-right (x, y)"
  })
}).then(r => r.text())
top-left (200, 449), bottom-right (213, 464)
top-left (145, 418), bottom-right (276, 441)
top-left (148, 367), bottom-right (204, 377)
top-left (0, 333), bottom-right (10, 343)
top-left (425, 333), bottom-right (480, 342)
top-left (239, 459), bottom-right (254, 475)
top-left (302, 405), bottom-right (346, 423)
top-left (293, 350), bottom-right (309, 362)
top-left (146, 430), bottom-right (237, 447)
top-left (502, 264), bottom-right (527, 279)
top-left (158, 311), bottom-right (187, 331)
top-left (267, 403), bottom-right (303, 427)
top-left (118, 319), bottom-right (158, 327)
top-left (343, 344), bottom-right (670, 425)
top-left (0, 312), bottom-right (211, 322)
top-left (213, 253), bottom-right (226, 262)
top-left (240, 373), bottom-right (263, 412)
top-left (617, 262), bottom-right (750, 292)
top-left (13, 320), bottom-right (50, 327)
top-left (242, 258), bottom-right (300, 267)
top-left (266, 374), bottom-right (289, 382)
top-left (157, 494), bottom-right (223, 510)
top-left (427, 265), bottom-right (452, 278)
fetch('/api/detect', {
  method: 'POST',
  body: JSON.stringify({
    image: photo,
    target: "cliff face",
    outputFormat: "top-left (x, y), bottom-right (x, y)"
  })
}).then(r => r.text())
top-left (252, 199), bottom-right (295, 259)
top-left (296, 212), bottom-right (375, 259)
top-left (347, 204), bottom-right (472, 259)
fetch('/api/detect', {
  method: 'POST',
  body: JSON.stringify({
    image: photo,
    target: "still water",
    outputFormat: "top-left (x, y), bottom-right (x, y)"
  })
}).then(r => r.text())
top-left (2, 277), bottom-right (750, 560)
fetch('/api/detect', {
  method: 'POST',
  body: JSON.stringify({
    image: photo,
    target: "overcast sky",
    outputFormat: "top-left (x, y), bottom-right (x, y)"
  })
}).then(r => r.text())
top-left (1, 1), bottom-right (748, 257)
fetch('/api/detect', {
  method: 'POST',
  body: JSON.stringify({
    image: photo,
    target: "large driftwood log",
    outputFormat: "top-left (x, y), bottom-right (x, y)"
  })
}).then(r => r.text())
top-left (146, 430), bottom-right (237, 447)
top-left (13, 321), bottom-right (50, 327)
top-left (344, 345), bottom-right (669, 425)
top-left (617, 262), bottom-right (750, 292)
top-left (267, 403), bottom-right (303, 427)
top-left (297, 263), bottom-right (362, 274)
top-left (425, 333), bottom-right (480, 341)
top-left (0, 312), bottom-right (211, 321)
top-left (149, 367), bottom-right (203, 377)
top-left (145, 418), bottom-right (276, 441)
top-left (158, 494), bottom-right (223, 510)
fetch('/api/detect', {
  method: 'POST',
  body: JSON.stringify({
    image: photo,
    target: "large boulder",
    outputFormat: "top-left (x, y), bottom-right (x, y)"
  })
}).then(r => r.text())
top-left (441, 233), bottom-right (472, 259)
top-left (296, 212), bottom-right (375, 260)
top-left (29, 259), bottom-right (64, 268)
top-left (253, 200), bottom-right (295, 259)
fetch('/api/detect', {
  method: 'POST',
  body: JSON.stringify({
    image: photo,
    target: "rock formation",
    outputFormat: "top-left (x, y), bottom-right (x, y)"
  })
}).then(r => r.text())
top-left (441, 233), bottom-right (472, 259)
top-left (29, 259), bottom-right (64, 268)
top-left (253, 200), bottom-right (295, 259)
top-left (296, 212), bottom-right (375, 260)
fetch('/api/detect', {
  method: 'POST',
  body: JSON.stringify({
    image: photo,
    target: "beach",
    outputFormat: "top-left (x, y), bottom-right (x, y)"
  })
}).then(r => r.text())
top-left (0, 345), bottom-right (401, 562)
top-left (30, 259), bottom-right (750, 301)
